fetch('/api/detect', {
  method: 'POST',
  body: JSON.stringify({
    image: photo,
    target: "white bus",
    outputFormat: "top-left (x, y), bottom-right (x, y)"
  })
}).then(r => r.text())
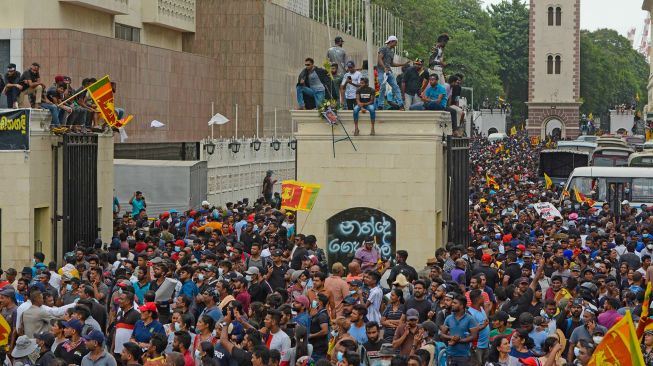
top-left (562, 167), bottom-right (653, 213)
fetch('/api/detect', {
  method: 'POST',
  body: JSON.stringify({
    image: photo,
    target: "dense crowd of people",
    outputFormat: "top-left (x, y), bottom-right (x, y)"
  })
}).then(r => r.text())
top-left (2, 131), bottom-right (653, 366)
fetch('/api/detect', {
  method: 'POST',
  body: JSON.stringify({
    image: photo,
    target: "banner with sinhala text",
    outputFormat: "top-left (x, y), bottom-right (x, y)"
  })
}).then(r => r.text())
top-left (0, 109), bottom-right (30, 150)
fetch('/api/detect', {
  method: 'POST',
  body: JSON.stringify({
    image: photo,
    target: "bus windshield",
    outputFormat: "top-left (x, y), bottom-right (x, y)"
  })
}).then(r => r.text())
top-left (593, 157), bottom-right (629, 167)
top-left (567, 177), bottom-right (607, 202)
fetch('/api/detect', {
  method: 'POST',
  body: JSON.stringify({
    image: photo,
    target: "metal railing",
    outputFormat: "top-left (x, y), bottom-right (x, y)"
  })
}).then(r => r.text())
top-left (308, 0), bottom-right (403, 56)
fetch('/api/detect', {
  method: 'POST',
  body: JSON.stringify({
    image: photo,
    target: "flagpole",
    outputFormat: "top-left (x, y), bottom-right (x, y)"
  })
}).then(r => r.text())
top-left (299, 209), bottom-right (314, 234)
top-left (57, 86), bottom-right (89, 107)
top-left (211, 101), bottom-right (214, 141)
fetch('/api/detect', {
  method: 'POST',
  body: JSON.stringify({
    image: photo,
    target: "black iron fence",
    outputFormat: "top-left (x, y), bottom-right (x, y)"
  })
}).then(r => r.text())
top-left (447, 136), bottom-right (470, 247)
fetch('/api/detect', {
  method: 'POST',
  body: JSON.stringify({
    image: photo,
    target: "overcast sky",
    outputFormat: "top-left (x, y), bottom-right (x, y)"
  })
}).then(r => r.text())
top-left (481, 0), bottom-right (649, 48)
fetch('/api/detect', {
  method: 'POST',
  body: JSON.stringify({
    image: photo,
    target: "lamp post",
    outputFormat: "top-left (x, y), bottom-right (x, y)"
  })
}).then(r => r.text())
top-left (204, 140), bottom-right (216, 155)
top-left (252, 105), bottom-right (261, 151)
top-left (364, 0), bottom-right (374, 81)
top-left (462, 86), bottom-right (474, 112)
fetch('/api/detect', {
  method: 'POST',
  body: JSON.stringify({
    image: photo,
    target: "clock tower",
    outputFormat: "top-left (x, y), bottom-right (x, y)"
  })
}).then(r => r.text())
top-left (526, 0), bottom-right (581, 139)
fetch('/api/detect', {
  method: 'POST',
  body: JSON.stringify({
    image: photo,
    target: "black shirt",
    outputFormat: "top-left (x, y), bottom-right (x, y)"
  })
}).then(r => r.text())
top-left (310, 309), bottom-right (330, 355)
top-left (503, 262), bottom-right (522, 285)
top-left (291, 247), bottom-right (308, 270)
top-left (404, 297), bottom-right (431, 323)
top-left (451, 84), bottom-right (462, 105)
top-left (248, 280), bottom-right (272, 303)
top-left (268, 263), bottom-right (289, 290)
top-left (54, 340), bottom-right (89, 365)
top-left (472, 264), bottom-right (499, 289)
top-left (241, 231), bottom-right (261, 254)
top-left (402, 66), bottom-right (429, 95)
top-left (356, 86), bottom-right (375, 104)
top-left (4, 71), bottom-right (20, 85)
top-left (231, 347), bottom-right (253, 366)
top-left (19, 69), bottom-right (39, 88)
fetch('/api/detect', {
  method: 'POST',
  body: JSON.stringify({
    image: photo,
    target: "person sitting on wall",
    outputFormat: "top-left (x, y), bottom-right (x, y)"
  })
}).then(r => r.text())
top-left (296, 58), bottom-right (329, 110)
top-left (352, 77), bottom-right (376, 136)
top-left (409, 74), bottom-right (447, 112)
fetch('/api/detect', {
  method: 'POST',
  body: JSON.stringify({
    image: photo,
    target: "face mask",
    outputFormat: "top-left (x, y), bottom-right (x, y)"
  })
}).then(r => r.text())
top-left (34, 346), bottom-right (40, 354)
top-left (350, 290), bottom-right (356, 295)
top-left (573, 347), bottom-right (581, 358)
top-left (31, 258), bottom-right (36, 265)
top-left (331, 330), bottom-right (338, 338)
top-left (195, 350), bottom-right (202, 359)
top-left (311, 300), bottom-right (318, 309)
top-left (336, 352), bottom-right (344, 362)
top-left (647, 244), bottom-right (653, 250)
top-left (174, 322), bottom-right (182, 332)
top-left (218, 268), bottom-right (224, 276)
top-left (66, 284), bottom-right (73, 292)
top-left (245, 275), bottom-right (252, 282)
top-left (118, 288), bottom-right (123, 294)
top-left (198, 274), bottom-right (205, 281)
top-left (174, 246), bottom-right (181, 252)
top-left (593, 336), bottom-right (603, 344)
top-left (301, 281), bottom-right (307, 287)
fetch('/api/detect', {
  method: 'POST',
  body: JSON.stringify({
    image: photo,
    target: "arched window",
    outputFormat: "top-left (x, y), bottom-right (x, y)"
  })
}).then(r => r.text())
top-left (555, 55), bottom-right (561, 74)
top-left (547, 55), bottom-right (554, 74)
top-left (555, 7), bottom-right (562, 26)
top-left (548, 7), bottom-right (554, 26)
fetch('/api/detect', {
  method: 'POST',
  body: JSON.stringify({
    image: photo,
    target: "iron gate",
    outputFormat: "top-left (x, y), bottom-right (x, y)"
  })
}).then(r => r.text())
top-left (447, 136), bottom-right (470, 247)
top-left (63, 134), bottom-right (98, 252)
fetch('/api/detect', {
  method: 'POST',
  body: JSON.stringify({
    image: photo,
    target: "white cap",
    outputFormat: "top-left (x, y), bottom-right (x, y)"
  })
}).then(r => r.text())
top-left (201, 200), bottom-right (210, 207)
top-left (621, 200), bottom-right (630, 205)
top-left (385, 35), bottom-right (398, 43)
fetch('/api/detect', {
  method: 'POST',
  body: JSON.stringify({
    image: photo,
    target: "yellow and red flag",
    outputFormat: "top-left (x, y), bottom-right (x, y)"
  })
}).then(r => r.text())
top-left (510, 126), bottom-right (517, 136)
top-left (637, 281), bottom-right (653, 339)
top-left (87, 76), bottom-right (133, 127)
top-left (485, 174), bottom-right (499, 189)
top-left (530, 136), bottom-right (540, 146)
top-left (589, 311), bottom-right (645, 366)
top-left (0, 313), bottom-right (9, 347)
top-left (281, 180), bottom-right (321, 212)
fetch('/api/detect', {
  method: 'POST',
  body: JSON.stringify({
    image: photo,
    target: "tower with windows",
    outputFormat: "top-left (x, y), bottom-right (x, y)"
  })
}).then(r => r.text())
top-left (526, 0), bottom-right (581, 139)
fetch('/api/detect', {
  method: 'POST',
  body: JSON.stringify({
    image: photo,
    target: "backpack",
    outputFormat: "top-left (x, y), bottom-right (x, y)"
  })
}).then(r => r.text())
top-left (435, 341), bottom-right (448, 366)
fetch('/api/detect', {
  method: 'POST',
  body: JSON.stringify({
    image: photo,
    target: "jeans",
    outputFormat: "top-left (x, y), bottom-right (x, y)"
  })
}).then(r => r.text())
top-left (377, 69), bottom-right (403, 108)
top-left (353, 104), bottom-right (376, 121)
top-left (296, 85), bottom-right (325, 109)
top-left (410, 101), bottom-right (445, 111)
top-left (41, 103), bottom-right (61, 126)
top-left (448, 356), bottom-right (471, 366)
top-left (5, 86), bottom-right (20, 108)
top-left (404, 93), bottom-right (420, 109)
top-left (115, 107), bottom-right (125, 120)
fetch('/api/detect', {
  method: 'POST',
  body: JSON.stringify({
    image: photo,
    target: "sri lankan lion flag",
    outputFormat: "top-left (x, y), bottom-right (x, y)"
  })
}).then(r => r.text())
top-left (87, 76), bottom-right (133, 128)
top-left (281, 180), bottom-right (321, 212)
top-left (0, 313), bottom-right (9, 347)
top-left (589, 311), bottom-right (645, 366)
top-left (485, 174), bottom-right (499, 190)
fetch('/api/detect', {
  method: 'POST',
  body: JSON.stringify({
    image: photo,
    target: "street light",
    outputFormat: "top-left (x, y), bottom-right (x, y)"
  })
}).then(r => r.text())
top-left (288, 139), bottom-right (297, 150)
top-left (228, 140), bottom-right (241, 154)
top-left (250, 139), bottom-right (262, 151)
top-left (462, 86), bottom-right (474, 112)
top-left (270, 139), bottom-right (281, 151)
top-left (204, 141), bottom-right (216, 155)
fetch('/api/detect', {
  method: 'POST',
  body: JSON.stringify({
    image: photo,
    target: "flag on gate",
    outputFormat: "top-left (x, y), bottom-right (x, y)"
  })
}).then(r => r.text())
top-left (281, 180), bottom-right (321, 212)
top-left (510, 126), bottom-right (517, 136)
top-left (589, 311), bottom-right (644, 366)
top-left (544, 173), bottom-right (553, 190)
top-left (87, 76), bottom-right (133, 128)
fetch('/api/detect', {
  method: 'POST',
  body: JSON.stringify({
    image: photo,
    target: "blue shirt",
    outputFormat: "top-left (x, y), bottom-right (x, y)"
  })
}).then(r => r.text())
top-left (468, 307), bottom-right (489, 349)
top-left (529, 329), bottom-right (548, 354)
top-left (443, 312), bottom-right (478, 357)
top-left (425, 84), bottom-right (448, 109)
top-left (292, 312), bottom-right (311, 331)
top-left (132, 281), bottom-right (151, 304)
top-left (132, 319), bottom-right (165, 343)
top-left (348, 324), bottom-right (368, 344)
top-left (131, 198), bottom-right (145, 218)
top-left (201, 305), bottom-right (223, 322)
top-left (180, 280), bottom-right (199, 299)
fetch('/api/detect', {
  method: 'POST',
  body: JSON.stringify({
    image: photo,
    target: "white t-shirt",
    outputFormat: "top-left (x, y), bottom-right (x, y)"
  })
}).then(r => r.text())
top-left (341, 71), bottom-right (362, 100)
top-left (367, 286), bottom-right (383, 323)
top-left (268, 329), bottom-right (291, 355)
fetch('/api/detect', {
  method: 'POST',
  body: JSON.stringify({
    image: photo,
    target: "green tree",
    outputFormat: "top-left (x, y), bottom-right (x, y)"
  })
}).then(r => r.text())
top-left (488, 0), bottom-right (529, 122)
top-left (580, 29), bottom-right (649, 118)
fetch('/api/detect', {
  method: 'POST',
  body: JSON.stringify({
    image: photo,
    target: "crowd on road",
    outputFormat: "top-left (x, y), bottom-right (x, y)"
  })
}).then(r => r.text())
top-left (1, 130), bottom-right (653, 366)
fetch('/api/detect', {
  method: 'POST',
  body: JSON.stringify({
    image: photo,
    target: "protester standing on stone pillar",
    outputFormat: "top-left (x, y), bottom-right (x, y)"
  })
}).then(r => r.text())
top-left (327, 36), bottom-right (347, 77)
top-left (377, 36), bottom-right (408, 110)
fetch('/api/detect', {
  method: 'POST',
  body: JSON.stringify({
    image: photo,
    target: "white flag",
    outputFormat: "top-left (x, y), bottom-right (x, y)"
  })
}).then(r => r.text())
top-left (150, 120), bottom-right (165, 128)
top-left (208, 113), bottom-right (230, 125)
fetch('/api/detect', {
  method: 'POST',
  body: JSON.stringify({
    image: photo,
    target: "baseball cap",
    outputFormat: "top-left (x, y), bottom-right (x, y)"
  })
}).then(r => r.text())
top-left (294, 295), bottom-right (310, 309)
top-left (34, 332), bottom-right (55, 348)
top-left (335, 36), bottom-right (344, 43)
top-left (481, 254), bottom-right (492, 263)
top-left (83, 329), bottom-right (105, 344)
top-left (62, 319), bottom-right (83, 334)
top-left (385, 35), bottom-right (398, 43)
top-left (516, 244), bottom-right (526, 251)
top-left (519, 357), bottom-right (542, 366)
top-left (346, 61), bottom-right (355, 68)
top-left (138, 302), bottom-right (158, 313)
top-left (245, 267), bottom-right (260, 275)
top-left (350, 280), bottom-right (363, 287)
top-left (7, 64), bottom-right (15, 71)
top-left (406, 308), bottom-right (419, 320)
top-left (343, 295), bottom-right (357, 305)
top-left (272, 249), bottom-right (283, 257)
